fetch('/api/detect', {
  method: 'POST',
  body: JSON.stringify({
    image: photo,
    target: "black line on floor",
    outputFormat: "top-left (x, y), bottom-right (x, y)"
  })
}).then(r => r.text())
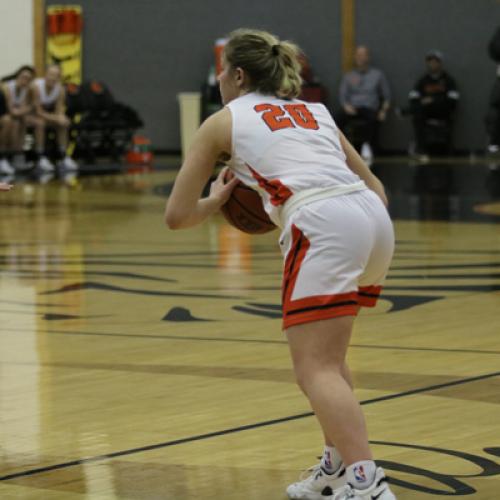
top-left (4, 327), bottom-right (500, 355)
top-left (1, 370), bottom-right (499, 482)
top-left (50, 330), bottom-right (500, 355)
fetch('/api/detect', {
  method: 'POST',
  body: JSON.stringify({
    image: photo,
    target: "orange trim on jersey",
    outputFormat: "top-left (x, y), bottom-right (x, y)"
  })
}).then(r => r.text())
top-left (246, 164), bottom-right (293, 207)
top-left (283, 293), bottom-right (360, 330)
top-left (358, 285), bottom-right (382, 307)
top-left (282, 225), bottom-right (310, 307)
top-left (283, 303), bottom-right (360, 329)
top-left (286, 291), bottom-right (359, 312)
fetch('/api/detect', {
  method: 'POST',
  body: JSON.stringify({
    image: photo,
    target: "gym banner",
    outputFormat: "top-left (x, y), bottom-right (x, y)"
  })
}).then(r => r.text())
top-left (46, 5), bottom-right (83, 84)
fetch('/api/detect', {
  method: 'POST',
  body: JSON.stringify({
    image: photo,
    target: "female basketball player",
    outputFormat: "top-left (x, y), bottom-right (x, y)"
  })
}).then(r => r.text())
top-left (27, 64), bottom-right (78, 172)
top-left (0, 65), bottom-right (35, 172)
top-left (165, 29), bottom-right (396, 500)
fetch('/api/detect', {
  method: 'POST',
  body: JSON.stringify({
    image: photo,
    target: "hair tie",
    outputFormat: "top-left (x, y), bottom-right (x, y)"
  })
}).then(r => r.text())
top-left (271, 44), bottom-right (280, 56)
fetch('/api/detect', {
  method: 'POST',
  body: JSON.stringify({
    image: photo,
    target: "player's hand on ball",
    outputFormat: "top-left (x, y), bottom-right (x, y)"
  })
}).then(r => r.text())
top-left (209, 167), bottom-right (239, 206)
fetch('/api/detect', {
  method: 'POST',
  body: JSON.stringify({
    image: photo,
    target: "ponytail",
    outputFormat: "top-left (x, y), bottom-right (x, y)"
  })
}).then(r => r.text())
top-left (224, 29), bottom-right (303, 99)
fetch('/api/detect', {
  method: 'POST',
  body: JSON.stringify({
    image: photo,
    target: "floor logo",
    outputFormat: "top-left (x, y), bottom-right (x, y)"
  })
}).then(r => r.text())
top-left (372, 441), bottom-right (500, 495)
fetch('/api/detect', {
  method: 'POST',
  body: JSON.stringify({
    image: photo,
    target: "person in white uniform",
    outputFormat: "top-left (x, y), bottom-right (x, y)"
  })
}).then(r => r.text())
top-left (0, 65), bottom-right (35, 174)
top-left (27, 64), bottom-right (78, 172)
top-left (165, 29), bottom-right (396, 500)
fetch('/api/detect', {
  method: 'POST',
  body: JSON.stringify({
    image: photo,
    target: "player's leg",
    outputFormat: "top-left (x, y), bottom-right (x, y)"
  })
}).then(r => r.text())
top-left (25, 115), bottom-right (45, 155)
top-left (25, 115), bottom-right (54, 171)
top-left (11, 117), bottom-right (23, 150)
top-left (302, 362), bottom-right (354, 458)
top-left (320, 361), bottom-right (355, 451)
top-left (321, 362), bottom-right (353, 446)
top-left (55, 120), bottom-right (69, 151)
top-left (287, 316), bottom-right (371, 465)
top-left (287, 317), bottom-right (395, 500)
top-left (286, 361), bottom-right (353, 499)
top-left (10, 117), bottom-right (28, 169)
top-left (282, 208), bottom-right (365, 499)
top-left (51, 116), bottom-right (78, 170)
top-left (282, 213), bottom-right (357, 499)
top-left (283, 193), bottom-right (395, 499)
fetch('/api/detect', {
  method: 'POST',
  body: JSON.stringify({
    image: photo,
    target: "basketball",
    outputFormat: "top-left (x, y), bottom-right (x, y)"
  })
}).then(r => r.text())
top-left (220, 170), bottom-right (277, 234)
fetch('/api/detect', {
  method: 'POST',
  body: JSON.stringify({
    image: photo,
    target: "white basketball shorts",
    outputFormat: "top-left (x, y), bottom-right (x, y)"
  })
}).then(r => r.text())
top-left (279, 189), bottom-right (395, 330)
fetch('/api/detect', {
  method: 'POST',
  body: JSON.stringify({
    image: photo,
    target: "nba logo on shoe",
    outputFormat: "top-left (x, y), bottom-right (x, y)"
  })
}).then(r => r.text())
top-left (324, 451), bottom-right (332, 469)
top-left (354, 465), bottom-right (367, 482)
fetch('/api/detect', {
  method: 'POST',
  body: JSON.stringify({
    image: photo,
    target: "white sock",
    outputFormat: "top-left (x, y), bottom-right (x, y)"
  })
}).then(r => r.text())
top-left (346, 460), bottom-right (376, 490)
top-left (320, 445), bottom-right (343, 474)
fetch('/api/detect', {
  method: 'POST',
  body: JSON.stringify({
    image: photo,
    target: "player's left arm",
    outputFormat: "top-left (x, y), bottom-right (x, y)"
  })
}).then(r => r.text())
top-left (165, 108), bottom-right (238, 229)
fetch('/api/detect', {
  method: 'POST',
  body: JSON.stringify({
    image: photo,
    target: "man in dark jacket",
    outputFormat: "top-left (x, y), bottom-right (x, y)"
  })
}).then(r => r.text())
top-left (409, 50), bottom-right (459, 156)
top-left (487, 27), bottom-right (500, 154)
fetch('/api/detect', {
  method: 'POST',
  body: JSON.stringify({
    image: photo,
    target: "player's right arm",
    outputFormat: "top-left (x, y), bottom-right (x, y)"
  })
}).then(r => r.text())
top-left (339, 131), bottom-right (388, 207)
top-left (165, 108), bottom-right (238, 230)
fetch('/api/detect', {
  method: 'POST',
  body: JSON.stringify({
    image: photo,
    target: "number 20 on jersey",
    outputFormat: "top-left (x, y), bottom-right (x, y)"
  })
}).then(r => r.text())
top-left (254, 103), bottom-right (319, 131)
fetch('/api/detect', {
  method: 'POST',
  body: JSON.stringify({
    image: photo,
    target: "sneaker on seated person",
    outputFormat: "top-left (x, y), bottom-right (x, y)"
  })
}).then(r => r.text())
top-left (0, 158), bottom-right (15, 175)
top-left (59, 155), bottom-right (78, 171)
top-left (37, 156), bottom-right (55, 172)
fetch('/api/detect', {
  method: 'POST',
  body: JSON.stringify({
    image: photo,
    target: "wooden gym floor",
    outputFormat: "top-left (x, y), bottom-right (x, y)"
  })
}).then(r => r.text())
top-left (0, 158), bottom-right (499, 499)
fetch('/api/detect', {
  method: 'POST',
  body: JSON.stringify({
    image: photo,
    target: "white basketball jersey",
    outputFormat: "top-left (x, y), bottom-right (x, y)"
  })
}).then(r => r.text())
top-left (226, 92), bottom-right (361, 223)
top-left (34, 78), bottom-right (61, 109)
top-left (5, 80), bottom-right (28, 107)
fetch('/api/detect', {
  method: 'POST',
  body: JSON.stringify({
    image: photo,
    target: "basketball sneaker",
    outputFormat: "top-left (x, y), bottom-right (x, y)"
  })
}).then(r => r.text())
top-left (331, 467), bottom-right (395, 499)
top-left (287, 463), bottom-right (346, 499)
top-left (37, 156), bottom-right (55, 172)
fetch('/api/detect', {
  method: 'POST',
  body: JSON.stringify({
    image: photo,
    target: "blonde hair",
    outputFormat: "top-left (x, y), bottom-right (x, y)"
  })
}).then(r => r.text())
top-left (223, 28), bottom-right (303, 99)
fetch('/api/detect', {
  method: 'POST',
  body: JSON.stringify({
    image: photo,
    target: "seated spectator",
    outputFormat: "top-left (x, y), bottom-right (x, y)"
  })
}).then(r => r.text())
top-left (408, 50), bottom-right (459, 158)
top-left (336, 45), bottom-right (391, 164)
top-left (26, 64), bottom-right (78, 172)
top-left (487, 27), bottom-right (500, 154)
top-left (0, 65), bottom-right (36, 173)
top-left (298, 53), bottom-right (327, 104)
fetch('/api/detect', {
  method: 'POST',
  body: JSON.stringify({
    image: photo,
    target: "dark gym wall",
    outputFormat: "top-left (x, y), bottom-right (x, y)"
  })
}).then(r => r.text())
top-left (46, 0), bottom-right (342, 151)
top-left (357, 0), bottom-right (500, 153)
top-left (47, 0), bottom-right (498, 152)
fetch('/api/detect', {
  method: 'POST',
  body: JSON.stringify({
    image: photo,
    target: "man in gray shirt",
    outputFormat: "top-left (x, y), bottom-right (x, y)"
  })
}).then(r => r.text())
top-left (337, 46), bottom-right (391, 163)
